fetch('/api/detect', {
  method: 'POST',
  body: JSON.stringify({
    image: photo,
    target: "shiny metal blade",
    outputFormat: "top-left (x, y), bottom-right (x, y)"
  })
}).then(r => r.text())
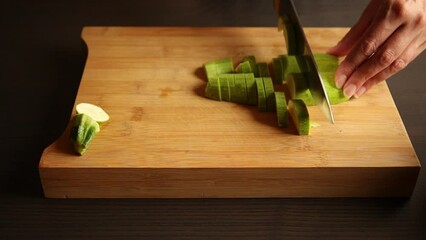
top-left (276, 0), bottom-right (335, 123)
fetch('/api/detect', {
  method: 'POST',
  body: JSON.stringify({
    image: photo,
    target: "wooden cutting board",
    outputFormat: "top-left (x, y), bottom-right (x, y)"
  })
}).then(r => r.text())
top-left (39, 27), bottom-right (420, 198)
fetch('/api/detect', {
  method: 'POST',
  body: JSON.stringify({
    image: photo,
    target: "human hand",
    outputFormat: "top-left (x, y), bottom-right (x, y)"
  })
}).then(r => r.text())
top-left (327, 0), bottom-right (426, 98)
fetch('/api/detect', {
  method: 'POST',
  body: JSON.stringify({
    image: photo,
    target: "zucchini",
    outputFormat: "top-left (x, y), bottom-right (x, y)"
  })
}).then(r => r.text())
top-left (245, 73), bottom-right (257, 105)
top-left (70, 113), bottom-right (100, 155)
top-left (243, 56), bottom-right (258, 77)
top-left (203, 57), bottom-right (234, 81)
top-left (262, 77), bottom-right (276, 112)
top-left (76, 103), bottom-right (109, 124)
top-left (235, 60), bottom-right (253, 73)
top-left (233, 74), bottom-right (248, 104)
top-left (288, 99), bottom-right (310, 135)
top-left (274, 91), bottom-right (289, 128)
top-left (205, 77), bottom-right (221, 101)
top-left (257, 62), bottom-right (270, 77)
top-left (255, 78), bottom-right (267, 112)
top-left (286, 73), bottom-right (315, 106)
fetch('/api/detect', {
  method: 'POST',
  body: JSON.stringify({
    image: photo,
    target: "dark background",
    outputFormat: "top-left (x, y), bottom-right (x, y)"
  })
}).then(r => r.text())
top-left (1, 0), bottom-right (425, 239)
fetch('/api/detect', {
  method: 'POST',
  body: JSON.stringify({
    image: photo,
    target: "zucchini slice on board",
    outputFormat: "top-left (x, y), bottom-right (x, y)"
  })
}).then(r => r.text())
top-left (243, 56), bottom-right (258, 77)
top-left (233, 74), bottom-right (248, 104)
top-left (288, 99), bottom-right (310, 135)
top-left (274, 91), bottom-right (289, 128)
top-left (76, 103), bottom-right (110, 124)
top-left (218, 75), bottom-right (231, 102)
top-left (255, 78), bottom-right (267, 112)
top-left (204, 77), bottom-right (221, 101)
top-left (245, 73), bottom-right (257, 105)
top-left (203, 57), bottom-right (234, 81)
top-left (235, 60), bottom-right (253, 73)
top-left (286, 73), bottom-right (315, 106)
top-left (262, 77), bottom-right (276, 112)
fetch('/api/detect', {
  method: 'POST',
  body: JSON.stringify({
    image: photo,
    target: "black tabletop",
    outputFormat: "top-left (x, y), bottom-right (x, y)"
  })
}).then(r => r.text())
top-left (1, 1), bottom-right (425, 239)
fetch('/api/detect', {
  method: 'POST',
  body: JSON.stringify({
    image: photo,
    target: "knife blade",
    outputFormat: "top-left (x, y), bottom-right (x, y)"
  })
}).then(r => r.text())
top-left (275, 0), bottom-right (335, 123)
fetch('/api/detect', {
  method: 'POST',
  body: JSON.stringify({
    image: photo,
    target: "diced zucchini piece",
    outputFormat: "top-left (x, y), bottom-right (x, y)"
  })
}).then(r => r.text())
top-left (245, 73), bottom-right (257, 105)
top-left (288, 99), bottom-right (310, 135)
top-left (262, 77), bottom-right (275, 112)
top-left (243, 56), bottom-right (258, 77)
top-left (286, 73), bottom-right (315, 106)
top-left (232, 74), bottom-right (248, 104)
top-left (274, 91), bottom-right (289, 128)
top-left (257, 62), bottom-right (270, 77)
top-left (235, 60), bottom-right (253, 73)
top-left (218, 75), bottom-right (231, 102)
top-left (280, 55), bottom-right (301, 82)
top-left (204, 78), bottom-right (221, 101)
top-left (255, 78), bottom-right (267, 112)
top-left (203, 57), bottom-right (234, 81)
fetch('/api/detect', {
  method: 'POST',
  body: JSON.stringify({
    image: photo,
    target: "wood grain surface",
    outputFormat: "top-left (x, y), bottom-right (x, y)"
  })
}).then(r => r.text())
top-left (2, 0), bottom-right (426, 239)
top-left (39, 27), bottom-right (419, 198)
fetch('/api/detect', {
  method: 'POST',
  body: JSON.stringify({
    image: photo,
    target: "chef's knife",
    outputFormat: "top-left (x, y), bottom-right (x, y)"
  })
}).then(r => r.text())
top-left (275, 0), bottom-right (335, 123)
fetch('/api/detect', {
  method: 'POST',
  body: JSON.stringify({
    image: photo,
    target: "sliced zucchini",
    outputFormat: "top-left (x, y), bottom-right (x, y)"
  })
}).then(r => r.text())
top-left (233, 74), bottom-right (248, 104)
top-left (262, 77), bottom-right (276, 112)
top-left (274, 91), bottom-right (289, 128)
top-left (255, 78), bottom-right (267, 112)
top-left (245, 73), bottom-right (257, 105)
top-left (286, 73), bottom-right (315, 106)
top-left (76, 103), bottom-right (109, 124)
top-left (235, 60), bottom-right (253, 73)
top-left (70, 113), bottom-right (100, 155)
top-left (243, 56), bottom-right (258, 77)
top-left (204, 77), bottom-right (221, 101)
top-left (203, 57), bottom-right (234, 81)
top-left (288, 99), bottom-right (310, 135)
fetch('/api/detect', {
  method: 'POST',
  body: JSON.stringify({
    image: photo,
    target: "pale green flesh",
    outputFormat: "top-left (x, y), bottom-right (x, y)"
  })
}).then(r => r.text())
top-left (243, 56), bottom-right (258, 77)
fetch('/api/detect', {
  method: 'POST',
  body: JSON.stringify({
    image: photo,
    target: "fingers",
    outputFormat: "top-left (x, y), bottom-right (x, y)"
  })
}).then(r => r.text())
top-left (327, 0), bottom-right (382, 56)
top-left (354, 39), bottom-right (426, 98)
top-left (334, 0), bottom-right (426, 98)
top-left (342, 24), bottom-right (417, 97)
top-left (335, 9), bottom-right (405, 90)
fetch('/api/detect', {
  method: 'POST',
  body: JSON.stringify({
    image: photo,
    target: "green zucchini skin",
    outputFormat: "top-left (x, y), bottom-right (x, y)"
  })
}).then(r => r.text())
top-left (288, 99), bottom-right (310, 135)
top-left (70, 113), bottom-right (100, 155)
top-left (255, 78), bottom-right (267, 112)
top-left (274, 91), bottom-right (289, 128)
top-left (256, 62), bottom-right (270, 78)
top-left (262, 77), bottom-right (276, 112)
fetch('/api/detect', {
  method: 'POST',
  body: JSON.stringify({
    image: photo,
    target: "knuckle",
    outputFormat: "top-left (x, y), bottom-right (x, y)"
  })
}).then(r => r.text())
top-left (361, 39), bottom-right (376, 57)
top-left (390, 0), bottom-right (409, 19)
top-left (391, 58), bottom-right (407, 72)
top-left (379, 49), bottom-right (395, 66)
top-left (414, 14), bottom-right (426, 28)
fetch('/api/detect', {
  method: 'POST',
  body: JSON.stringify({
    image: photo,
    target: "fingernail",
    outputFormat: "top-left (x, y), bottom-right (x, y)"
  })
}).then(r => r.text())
top-left (354, 86), bottom-right (366, 98)
top-left (343, 84), bottom-right (357, 98)
top-left (335, 75), bottom-right (347, 89)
